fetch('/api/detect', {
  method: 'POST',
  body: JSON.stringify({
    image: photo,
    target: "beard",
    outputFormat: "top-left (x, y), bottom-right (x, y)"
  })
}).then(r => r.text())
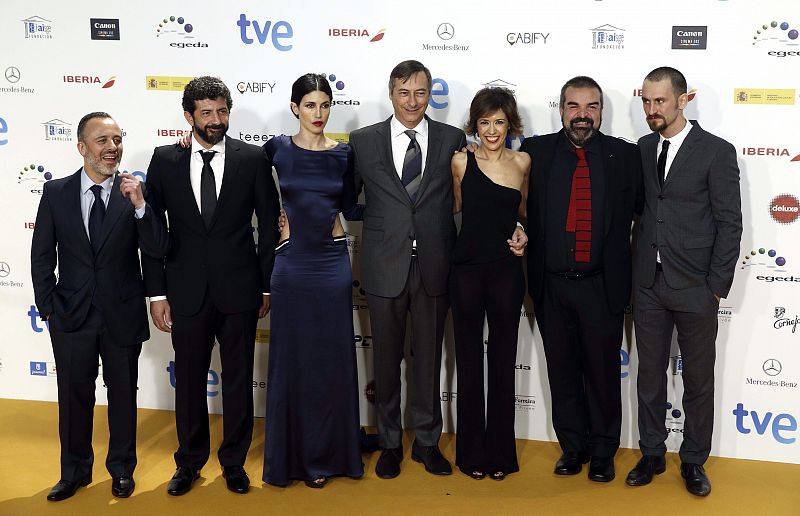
top-left (564, 116), bottom-right (600, 147)
top-left (646, 115), bottom-right (667, 132)
top-left (195, 122), bottom-right (228, 145)
top-left (85, 152), bottom-right (120, 178)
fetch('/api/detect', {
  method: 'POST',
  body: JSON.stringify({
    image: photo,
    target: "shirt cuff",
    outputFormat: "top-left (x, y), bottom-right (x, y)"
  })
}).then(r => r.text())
top-left (263, 292), bottom-right (270, 296)
top-left (149, 295), bottom-right (167, 302)
top-left (134, 203), bottom-right (147, 219)
top-left (516, 221), bottom-right (525, 231)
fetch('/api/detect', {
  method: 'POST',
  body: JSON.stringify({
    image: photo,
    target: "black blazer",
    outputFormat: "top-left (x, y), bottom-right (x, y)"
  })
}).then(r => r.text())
top-left (350, 116), bottom-right (466, 298)
top-left (522, 130), bottom-right (643, 315)
top-left (141, 138), bottom-right (280, 316)
top-left (31, 170), bottom-right (169, 346)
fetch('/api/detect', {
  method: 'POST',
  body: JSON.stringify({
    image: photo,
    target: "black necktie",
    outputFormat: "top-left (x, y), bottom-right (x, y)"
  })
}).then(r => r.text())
top-left (401, 130), bottom-right (422, 201)
top-left (657, 139), bottom-right (670, 188)
top-left (89, 184), bottom-right (105, 255)
top-left (200, 150), bottom-right (217, 228)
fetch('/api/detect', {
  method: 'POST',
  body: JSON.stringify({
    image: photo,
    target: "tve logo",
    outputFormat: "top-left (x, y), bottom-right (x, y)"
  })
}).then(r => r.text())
top-left (0, 116), bottom-right (8, 145)
top-left (28, 305), bottom-right (49, 332)
top-left (733, 402), bottom-right (797, 444)
top-left (428, 78), bottom-right (449, 109)
top-left (237, 15), bottom-right (292, 51)
top-left (166, 361), bottom-right (219, 397)
top-left (620, 348), bottom-right (630, 379)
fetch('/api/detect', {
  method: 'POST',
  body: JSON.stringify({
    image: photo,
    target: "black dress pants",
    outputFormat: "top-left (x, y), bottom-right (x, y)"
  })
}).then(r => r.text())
top-left (537, 273), bottom-right (622, 458)
top-left (451, 255), bottom-right (525, 474)
top-left (170, 293), bottom-right (258, 469)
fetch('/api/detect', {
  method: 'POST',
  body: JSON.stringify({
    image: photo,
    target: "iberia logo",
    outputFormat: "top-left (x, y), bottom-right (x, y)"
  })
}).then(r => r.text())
top-left (370, 29), bottom-right (385, 42)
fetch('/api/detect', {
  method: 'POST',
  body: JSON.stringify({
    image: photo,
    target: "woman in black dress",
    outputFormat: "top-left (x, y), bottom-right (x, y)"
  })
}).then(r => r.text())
top-left (262, 74), bottom-right (363, 488)
top-left (449, 87), bottom-right (530, 480)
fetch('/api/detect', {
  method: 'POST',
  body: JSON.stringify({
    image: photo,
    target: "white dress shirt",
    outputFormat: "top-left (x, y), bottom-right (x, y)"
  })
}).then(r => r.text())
top-left (390, 116), bottom-right (428, 179)
top-left (190, 133), bottom-right (226, 211)
top-left (80, 169), bottom-right (145, 239)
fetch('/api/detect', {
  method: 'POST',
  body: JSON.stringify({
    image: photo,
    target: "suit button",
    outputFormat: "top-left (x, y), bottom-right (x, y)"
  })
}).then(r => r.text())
top-left (651, 243), bottom-right (656, 249)
top-left (658, 195), bottom-right (664, 200)
top-left (657, 219), bottom-right (664, 224)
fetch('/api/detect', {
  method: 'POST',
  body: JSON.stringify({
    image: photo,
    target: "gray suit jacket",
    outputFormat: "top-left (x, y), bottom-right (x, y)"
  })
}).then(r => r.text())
top-left (634, 122), bottom-right (742, 298)
top-left (350, 115), bottom-right (466, 298)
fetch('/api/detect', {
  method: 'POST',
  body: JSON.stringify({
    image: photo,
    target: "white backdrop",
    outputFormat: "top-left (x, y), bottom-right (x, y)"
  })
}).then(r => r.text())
top-left (1, 0), bottom-right (798, 465)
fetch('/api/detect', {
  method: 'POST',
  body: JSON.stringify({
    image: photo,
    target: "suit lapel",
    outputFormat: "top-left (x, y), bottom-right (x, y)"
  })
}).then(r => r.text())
top-left (640, 132), bottom-right (659, 192)
top-left (664, 124), bottom-right (701, 188)
top-left (175, 145), bottom-right (204, 229)
top-left (599, 134), bottom-right (615, 236)
top-left (213, 138), bottom-right (241, 228)
top-left (415, 116), bottom-right (442, 204)
top-left (94, 174), bottom-right (126, 254)
top-left (66, 170), bottom-right (93, 255)
top-left (376, 118), bottom-right (411, 205)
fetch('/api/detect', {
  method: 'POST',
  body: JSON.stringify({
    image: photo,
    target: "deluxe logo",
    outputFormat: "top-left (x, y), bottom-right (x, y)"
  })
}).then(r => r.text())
top-left (634, 87), bottom-right (697, 102)
top-left (166, 361), bottom-right (219, 397)
top-left (672, 25), bottom-right (707, 49)
top-left (774, 306), bottom-right (800, 333)
top-left (506, 31), bottom-right (549, 46)
top-left (147, 76), bottom-right (194, 92)
top-left (18, 163), bottom-right (54, 195)
top-left (42, 119), bottom-right (72, 141)
top-left (237, 15), bottom-right (292, 51)
top-left (734, 88), bottom-right (795, 105)
top-left (63, 75), bottom-right (116, 88)
top-left (0, 116), bottom-right (8, 145)
top-left (752, 19), bottom-right (799, 56)
top-left (769, 194), bottom-right (800, 224)
top-left (590, 24), bottom-right (625, 50)
top-left (236, 81), bottom-right (275, 94)
top-left (156, 15), bottom-right (208, 48)
top-left (423, 23), bottom-right (469, 52)
top-left (428, 78), bottom-right (449, 109)
top-left (22, 16), bottom-right (53, 39)
top-left (90, 18), bottom-right (120, 40)
top-left (328, 27), bottom-right (385, 42)
top-left (733, 402), bottom-right (797, 444)
top-left (326, 73), bottom-right (360, 106)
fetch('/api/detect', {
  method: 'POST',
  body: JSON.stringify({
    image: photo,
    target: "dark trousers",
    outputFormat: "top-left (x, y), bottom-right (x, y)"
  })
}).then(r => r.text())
top-left (50, 306), bottom-right (142, 482)
top-left (451, 256), bottom-right (524, 474)
top-left (633, 271), bottom-right (718, 465)
top-left (537, 273), bottom-right (622, 458)
top-left (170, 293), bottom-right (257, 469)
top-left (366, 257), bottom-right (449, 449)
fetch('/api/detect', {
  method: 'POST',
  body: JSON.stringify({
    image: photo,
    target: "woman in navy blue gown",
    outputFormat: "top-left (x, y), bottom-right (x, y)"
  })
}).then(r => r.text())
top-left (262, 74), bottom-right (363, 488)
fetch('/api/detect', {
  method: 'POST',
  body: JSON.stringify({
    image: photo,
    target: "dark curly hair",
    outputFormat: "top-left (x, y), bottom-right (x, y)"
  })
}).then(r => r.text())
top-left (182, 76), bottom-right (232, 114)
top-left (464, 87), bottom-right (523, 137)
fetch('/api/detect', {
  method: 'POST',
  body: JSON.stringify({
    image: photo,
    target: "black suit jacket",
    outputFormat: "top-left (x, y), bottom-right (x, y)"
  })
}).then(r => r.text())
top-left (31, 170), bottom-right (169, 346)
top-left (522, 130), bottom-right (643, 315)
top-left (142, 137), bottom-right (280, 316)
top-left (350, 116), bottom-right (466, 297)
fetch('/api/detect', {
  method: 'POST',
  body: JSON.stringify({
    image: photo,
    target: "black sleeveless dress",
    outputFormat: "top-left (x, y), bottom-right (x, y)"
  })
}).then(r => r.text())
top-left (450, 151), bottom-right (525, 476)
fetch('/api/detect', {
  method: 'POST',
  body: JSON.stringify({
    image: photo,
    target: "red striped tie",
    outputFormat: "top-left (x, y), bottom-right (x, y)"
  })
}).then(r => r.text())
top-left (565, 147), bottom-right (592, 263)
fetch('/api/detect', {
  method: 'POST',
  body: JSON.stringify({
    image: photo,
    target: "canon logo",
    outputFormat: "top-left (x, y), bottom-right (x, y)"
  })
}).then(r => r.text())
top-left (676, 30), bottom-right (703, 37)
top-left (94, 22), bottom-right (116, 29)
top-left (742, 147), bottom-right (790, 156)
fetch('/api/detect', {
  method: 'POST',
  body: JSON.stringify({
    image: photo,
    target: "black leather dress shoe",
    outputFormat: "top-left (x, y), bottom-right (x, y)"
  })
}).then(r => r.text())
top-left (111, 476), bottom-right (135, 498)
top-left (625, 455), bottom-right (666, 486)
top-left (681, 463), bottom-right (711, 497)
top-left (411, 443), bottom-right (452, 475)
top-left (222, 466), bottom-right (250, 494)
top-left (360, 428), bottom-right (380, 454)
top-left (588, 456), bottom-right (615, 482)
top-left (376, 447), bottom-right (403, 479)
top-left (554, 452), bottom-right (590, 475)
top-left (46, 476), bottom-right (91, 501)
top-left (167, 467), bottom-right (200, 496)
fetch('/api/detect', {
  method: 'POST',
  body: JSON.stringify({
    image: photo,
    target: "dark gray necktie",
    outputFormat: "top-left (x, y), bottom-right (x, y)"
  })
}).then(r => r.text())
top-left (657, 139), bottom-right (670, 188)
top-left (88, 184), bottom-right (105, 254)
top-left (401, 129), bottom-right (422, 201)
top-left (200, 150), bottom-right (217, 228)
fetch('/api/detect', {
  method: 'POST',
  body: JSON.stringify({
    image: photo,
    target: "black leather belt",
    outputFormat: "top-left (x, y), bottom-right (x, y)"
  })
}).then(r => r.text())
top-left (549, 270), bottom-right (603, 280)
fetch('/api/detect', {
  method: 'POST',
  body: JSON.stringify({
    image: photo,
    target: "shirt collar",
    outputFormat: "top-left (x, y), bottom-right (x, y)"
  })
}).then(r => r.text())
top-left (80, 168), bottom-right (115, 194)
top-left (391, 115), bottom-right (428, 139)
top-left (191, 132), bottom-right (226, 155)
top-left (659, 118), bottom-right (692, 148)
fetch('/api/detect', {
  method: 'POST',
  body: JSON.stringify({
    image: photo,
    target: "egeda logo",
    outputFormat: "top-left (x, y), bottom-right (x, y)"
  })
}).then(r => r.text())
top-left (733, 402), bottom-right (797, 444)
top-left (166, 361), bottom-right (218, 397)
top-left (237, 15), bottom-right (292, 51)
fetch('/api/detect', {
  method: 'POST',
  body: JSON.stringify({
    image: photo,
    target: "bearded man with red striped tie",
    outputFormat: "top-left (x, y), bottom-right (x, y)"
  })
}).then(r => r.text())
top-left (520, 76), bottom-right (643, 483)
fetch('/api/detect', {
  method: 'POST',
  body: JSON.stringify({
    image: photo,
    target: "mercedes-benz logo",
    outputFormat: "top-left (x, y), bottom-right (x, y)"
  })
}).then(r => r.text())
top-left (763, 358), bottom-right (782, 376)
top-left (0, 262), bottom-right (9, 278)
top-left (5, 66), bottom-right (20, 83)
top-left (437, 23), bottom-right (454, 40)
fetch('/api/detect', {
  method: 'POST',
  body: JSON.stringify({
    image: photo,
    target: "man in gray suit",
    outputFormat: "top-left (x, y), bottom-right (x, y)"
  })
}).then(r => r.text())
top-left (349, 60), bottom-right (470, 479)
top-left (626, 67), bottom-right (742, 497)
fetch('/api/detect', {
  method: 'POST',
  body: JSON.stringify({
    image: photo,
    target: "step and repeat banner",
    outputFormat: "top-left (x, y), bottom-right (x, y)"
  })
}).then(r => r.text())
top-left (1, 0), bottom-right (798, 464)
